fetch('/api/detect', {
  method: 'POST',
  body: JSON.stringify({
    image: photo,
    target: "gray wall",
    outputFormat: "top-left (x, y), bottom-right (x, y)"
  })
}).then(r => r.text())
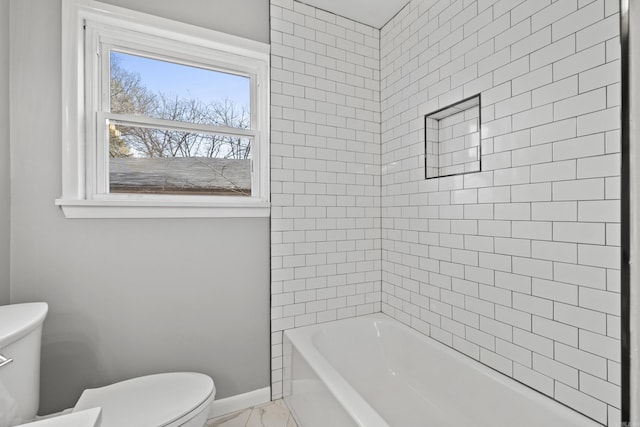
top-left (98, 0), bottom-right (269, 44)
top-left (0, 0), bottom-right (10, 305)
top-left (9, 0), bottom-right (270, 414)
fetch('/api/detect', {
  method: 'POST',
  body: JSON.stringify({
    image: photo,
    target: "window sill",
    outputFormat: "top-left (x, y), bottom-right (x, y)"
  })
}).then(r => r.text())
top-left (55, 199), bottom-right (271, 219)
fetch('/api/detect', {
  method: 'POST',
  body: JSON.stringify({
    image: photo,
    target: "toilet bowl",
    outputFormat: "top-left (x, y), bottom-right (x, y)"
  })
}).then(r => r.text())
top-left (72, 372), bottom-right (214, 427)
top-left (0, 303), bottom-right (215, 427)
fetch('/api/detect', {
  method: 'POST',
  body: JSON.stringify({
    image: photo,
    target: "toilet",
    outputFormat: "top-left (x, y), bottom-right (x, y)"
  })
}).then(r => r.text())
top-left (0, 303), bottom-right (215, 427)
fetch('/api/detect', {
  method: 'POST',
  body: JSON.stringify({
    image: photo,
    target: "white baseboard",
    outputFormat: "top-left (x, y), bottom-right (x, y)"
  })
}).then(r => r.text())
top-left (208, 387), bottom-right (271, 418)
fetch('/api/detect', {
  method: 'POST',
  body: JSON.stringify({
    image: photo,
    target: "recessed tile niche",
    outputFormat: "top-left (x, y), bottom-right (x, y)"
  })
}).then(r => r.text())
top-left (425, 95), bottom-right (481, 179)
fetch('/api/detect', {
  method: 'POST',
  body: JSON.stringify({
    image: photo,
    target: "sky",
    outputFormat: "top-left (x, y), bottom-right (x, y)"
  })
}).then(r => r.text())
top-left (111, 51), bottom-right (250, 110)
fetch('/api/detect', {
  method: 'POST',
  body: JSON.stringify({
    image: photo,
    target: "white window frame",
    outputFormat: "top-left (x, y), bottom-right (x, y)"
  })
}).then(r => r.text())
top-left (57, 0), bottom-right (270, 218)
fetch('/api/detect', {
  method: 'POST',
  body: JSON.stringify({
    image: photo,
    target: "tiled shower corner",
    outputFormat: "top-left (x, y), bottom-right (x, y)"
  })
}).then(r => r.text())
top-left (271, 0), bottom-right (621, 425)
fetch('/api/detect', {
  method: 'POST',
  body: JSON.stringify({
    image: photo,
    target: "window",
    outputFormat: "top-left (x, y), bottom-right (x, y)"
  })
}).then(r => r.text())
top-left (58, 0), bottom-right (270, 218)
top-left (424, 95), bottom-right (481, 179)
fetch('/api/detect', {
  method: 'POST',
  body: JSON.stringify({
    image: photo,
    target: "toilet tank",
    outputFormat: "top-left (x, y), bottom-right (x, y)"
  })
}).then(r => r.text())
top-left (0, 303), bottom-right (48, 427)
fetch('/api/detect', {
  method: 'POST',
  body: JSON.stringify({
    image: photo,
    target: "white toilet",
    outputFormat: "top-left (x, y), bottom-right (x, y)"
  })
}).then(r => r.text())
top-left (0, 303), bottom-right (215, 427)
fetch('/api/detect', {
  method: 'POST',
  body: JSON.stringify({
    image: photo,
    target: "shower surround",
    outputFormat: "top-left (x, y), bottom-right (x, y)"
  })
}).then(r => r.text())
top-left (271, 0), bottom-right (621, 425)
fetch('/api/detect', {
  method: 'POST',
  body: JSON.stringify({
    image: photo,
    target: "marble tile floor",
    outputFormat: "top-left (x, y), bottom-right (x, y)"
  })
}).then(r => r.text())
top-left (207, 399), bottom-right (298, 427)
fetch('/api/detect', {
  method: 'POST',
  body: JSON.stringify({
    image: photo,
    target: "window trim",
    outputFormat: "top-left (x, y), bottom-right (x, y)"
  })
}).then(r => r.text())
top-left (57, 0), bottom-right (270, 218)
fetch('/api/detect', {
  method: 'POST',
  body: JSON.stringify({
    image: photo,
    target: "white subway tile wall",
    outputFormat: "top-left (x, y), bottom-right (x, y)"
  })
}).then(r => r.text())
top-left (381, 0), bottom-right (620, 426)
top-left (270, 0), bottom-right (382, 399)
top-left (271, 0), bottom-right (621, 425)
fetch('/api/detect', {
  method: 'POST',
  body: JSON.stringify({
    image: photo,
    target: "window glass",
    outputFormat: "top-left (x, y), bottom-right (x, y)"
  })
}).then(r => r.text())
top-left (110, 51), bottom-right (250, 126)
top-left (107, 51), bottom-right (252, 196)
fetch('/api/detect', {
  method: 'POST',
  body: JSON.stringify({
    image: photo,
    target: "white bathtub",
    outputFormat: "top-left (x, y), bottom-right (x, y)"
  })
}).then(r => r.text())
top-left (283, 313), bottom-right (601, 427)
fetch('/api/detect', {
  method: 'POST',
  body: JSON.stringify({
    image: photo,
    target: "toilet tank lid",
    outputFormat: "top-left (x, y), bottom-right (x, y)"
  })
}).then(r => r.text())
top-left (0, 302), bottom-right (48, 348)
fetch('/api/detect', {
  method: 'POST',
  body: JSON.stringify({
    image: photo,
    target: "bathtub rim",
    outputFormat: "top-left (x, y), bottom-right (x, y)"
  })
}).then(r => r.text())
top-left (284, 312), bottom-right (603, 427)
top-left (284, 318), bottom-right (389, 427)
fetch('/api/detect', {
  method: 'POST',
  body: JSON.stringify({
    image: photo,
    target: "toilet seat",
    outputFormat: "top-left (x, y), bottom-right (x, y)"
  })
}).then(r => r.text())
top-left (72, 372), bottom-right (215, 427)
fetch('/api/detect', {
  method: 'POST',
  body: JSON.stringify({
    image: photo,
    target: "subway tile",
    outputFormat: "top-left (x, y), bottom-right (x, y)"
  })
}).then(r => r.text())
top-left (579, 372), bottom-right (620, 407)
top-left (496, 339), bottom-right (532, 368)
top-left (453, 307), bottom-right (480, 328)
top-left (478, 252), bottom-right (511, 272)
top-left (494, 237), bottom-right (531, 257)
top-left (480, 316), bottom-right (513, 341)
top-left (553, 88), bottom-right (607, 121)
top-left (513, 327), bottom-right (554, 358)
top-left (579, 329), bottom-right (621, 362)
top-left (553, 222), bottom-right (605, 244)
top-left (578, 244), bottom-right (620, 269)
top-left (512, 256), bottom-right (553, 279)
top-left (494, 91), bottom-right (531, 118)
top-left (495, 271), bottom-right (532, 294)
top-left (496, 305), bottom-right (532, 331)
top-left (554, 302), bottom-right (607, 334)
top-left (552, 0), bottom-right (604, 42)
top-left (467, 325), bottom-right (497, 350)
top-left (512, 221), bottom-right (552, 241)
top-left (578, 200), bottom-right (620, 223)
top-left (464, 204), bottom-right (494, 220)
top-left (513, 292), bottom-right (554, 319)
top-left (531, 201), bottom-right (578, 221)
top-left (552, 178), bottom-right (605, 201)
top-left (577, 12), bottom-right (619, 51)
top-left (554, 43), bottom-right (606, 81)
top-left (555, 382), bottom-right (608, 424)
top-left (555, 342), bottom-right (608, 379)
top-left (494, 19), bottom-right (531, 52)
top-left (480, 349), bottom-right (513, 376)
top-left (533, 76), bottom-right (579, 108)
top-left (477, 12), bottom-right (511, 44)
top-left (512, 105), bottom-right (554, 131)
top-left (493, 129), bottom-right (531, 153)
top-left (465, 265), bottom-right (495, 285)
top-left (530, 118), bottom-right (577, 146)
top-left (530, 160), bottom-right (576, 183)
top-left (512, 65), bottom-right (554, 95)
top-left (478, 186), bottom-right (511, 203)
top-left (530, 35), bottom-right (575, 70)
top-left (533, 353), bottom-right (578, 388)
top-left (532, 240), bottom-right (577, 263)
top-left (512, 144), bottom-right (553, 167)
top-left (554, 262), bottom-right (607, 290)
top-left (531, 0), bottom-right (578, 33)
top-left (579, 287), bottom-right (620, 316)
top-left (608, 360), bottom-right (621, 386)
top-left (512, 0), bottom-right (552, 25)
top-left (605, 176), bottom-right (621, 200)
top-left (478, 220), bottom-right (511, 237)
top-left (579, 60), bottom-right (620, 93)
top-left (511, 182), bottom-right (552, 202)
top-left (464, 171), bottom-right (495, 188)
top-left (512, 26), bottom-right (553, 61)
top-left (453, 335), bottom-right (481, 359)
top-left (493, 166), bottom-right (531, 186)
top-left (532, 315), bottom-right (578, 346)
top-left (493, 57), bottom-right (530, 86)
top-left (577, 106), bottom-right (620, 136)
top-left (494, 203), bottom-right (530, 221)
top-left (482, 151), bottom-right (512, 171)
top-left (606, 223), bottom-right (621, 247)
top-left (576, 153), bottom-right (620, 179)
top-left (465, 295), bottom-right (495, 317)
top-left (553, 133), bottom-right (605, 161)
